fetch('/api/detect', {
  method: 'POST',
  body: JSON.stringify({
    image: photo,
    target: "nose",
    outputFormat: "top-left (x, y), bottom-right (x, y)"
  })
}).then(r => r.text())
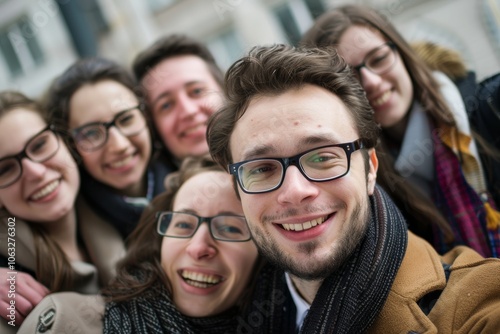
top-left (276, 166), bottom-right (319, 206)
top-left (106, 126), bottom-right (129, 152)
top-left (176, 93), bottom-right (199, 119)
top-left (22, 158), bottom-right (47, 181)
top-left (359, 67), bottom-right (382, 93)
top-left (185, 223), bottom-right (217, 260)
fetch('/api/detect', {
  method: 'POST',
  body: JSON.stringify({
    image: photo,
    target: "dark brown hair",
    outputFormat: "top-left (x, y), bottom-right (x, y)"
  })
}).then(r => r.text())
top-left (0, 91), bottom-right (76, 291)
top-left (43, 57), bottom-right (149, 161)
top-left (301, 5), bottom-right (456, 127)
top-left (208, 44), bottom-right (379, 170)
top-left (103, 154), bottom-right (262, 305)
top-left (301, 5), bottom-right (456, 241)
top-left (132, 34), bottom-right (224, 87)
top-left (132, 34), bottom-right (224, 163)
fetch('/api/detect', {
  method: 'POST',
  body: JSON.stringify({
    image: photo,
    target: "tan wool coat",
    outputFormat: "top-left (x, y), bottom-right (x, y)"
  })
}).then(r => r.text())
top-left (371, 232), bottom-right (500, 333)
top-left (0, 196), bottom-right (125, 334)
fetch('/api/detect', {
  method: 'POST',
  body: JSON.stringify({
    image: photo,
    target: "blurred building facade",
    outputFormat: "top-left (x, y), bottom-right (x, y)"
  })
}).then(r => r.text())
top-left (1, 0), bottom-right (499, 97)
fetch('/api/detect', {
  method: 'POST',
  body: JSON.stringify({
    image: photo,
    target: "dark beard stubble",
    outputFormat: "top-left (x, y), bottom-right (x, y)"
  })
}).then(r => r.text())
top-left (250, 197), bottom-right (370, 280)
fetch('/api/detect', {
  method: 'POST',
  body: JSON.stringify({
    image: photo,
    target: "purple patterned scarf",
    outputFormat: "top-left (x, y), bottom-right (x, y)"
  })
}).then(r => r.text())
top-left (432, 130), bottom-right (500, 257)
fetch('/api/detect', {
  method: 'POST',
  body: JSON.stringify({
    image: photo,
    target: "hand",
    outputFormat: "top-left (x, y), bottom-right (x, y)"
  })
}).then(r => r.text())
top-left (0, 268), bottom-right (49, 326)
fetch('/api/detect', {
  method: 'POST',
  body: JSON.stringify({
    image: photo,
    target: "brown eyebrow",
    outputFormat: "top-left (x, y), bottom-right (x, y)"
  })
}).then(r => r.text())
top-left (240, 133), bottom-right (344, 161)
top-left (175, 209), bottom-right (242, 217)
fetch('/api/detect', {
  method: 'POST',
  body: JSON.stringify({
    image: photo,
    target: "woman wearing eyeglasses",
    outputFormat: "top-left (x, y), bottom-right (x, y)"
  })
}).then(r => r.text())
top-left (17, 155), bottom-right (261, 333)
top-left (301, 5), bottom-right (500, 257)
top-left (0, 91), bottom-right (124, 332)
top-left (44, 57), bottom-right (176, 239)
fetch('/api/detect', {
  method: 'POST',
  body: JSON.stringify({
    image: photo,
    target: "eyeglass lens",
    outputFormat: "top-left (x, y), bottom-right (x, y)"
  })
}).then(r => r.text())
top-left (158, 212), bottom-right (250, 241)
top-left (364, 43), bottom-right (396, 74)
top-left (72, 107), bottom-right (145, 151)
top-left (237, 145), bottom-right (349, 193)
top-left (0, 129), bottom-right (59, 188)
top-left (353, 43), bottom-right (396, 80)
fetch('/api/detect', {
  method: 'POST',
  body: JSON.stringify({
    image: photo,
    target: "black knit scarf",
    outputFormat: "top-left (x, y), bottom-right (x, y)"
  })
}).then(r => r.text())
top-left (79, 158), bottom-right (174, 238)
top-left (103, 282), bottom-right (239, 334)
top-left (243, 185), bottom-right (408, 333)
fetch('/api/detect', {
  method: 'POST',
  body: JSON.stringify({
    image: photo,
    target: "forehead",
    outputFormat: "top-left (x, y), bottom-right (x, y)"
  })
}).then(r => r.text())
top-left (230, 85), bottom-right (358, 161)
top-left (337, 25), bottom-right (387, 64)
top-left (0, 108), bottom-right (46, 155)
top-left (173, 171), bottom-right (241, 213)
top-left (142, 56), bottom-right (220, 96)
top-left (68, 80), bottom-right (138, 126)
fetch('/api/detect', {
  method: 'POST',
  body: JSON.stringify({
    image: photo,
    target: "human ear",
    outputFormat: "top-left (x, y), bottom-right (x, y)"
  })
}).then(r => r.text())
top-left (367, 148), bottom-right (378, 195)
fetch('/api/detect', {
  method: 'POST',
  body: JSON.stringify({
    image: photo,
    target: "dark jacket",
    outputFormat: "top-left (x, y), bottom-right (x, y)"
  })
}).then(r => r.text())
top-left (457, 72), bottom-right (500, 206)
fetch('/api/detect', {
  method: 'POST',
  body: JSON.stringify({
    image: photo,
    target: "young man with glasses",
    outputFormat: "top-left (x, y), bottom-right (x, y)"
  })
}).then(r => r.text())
top-left (207, 44), bottom-right (500, 333)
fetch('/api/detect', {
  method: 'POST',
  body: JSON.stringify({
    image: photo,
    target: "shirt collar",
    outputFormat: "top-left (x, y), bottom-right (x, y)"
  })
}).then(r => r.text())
top-left (285, 272), bottom-right (311, 330)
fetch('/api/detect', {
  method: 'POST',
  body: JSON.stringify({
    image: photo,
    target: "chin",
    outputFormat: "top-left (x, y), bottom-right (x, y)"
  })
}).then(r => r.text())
top-left (108, 176), bottom-right (140, 191)
top-left (177, 305), bottom-right (210, 318)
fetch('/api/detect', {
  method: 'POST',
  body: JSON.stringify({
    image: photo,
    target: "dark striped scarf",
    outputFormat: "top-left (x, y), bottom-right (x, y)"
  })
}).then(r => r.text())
top-left (242, 185), bottom-right (408, 333)
top-left (103, 282), bottom-right (238, 334)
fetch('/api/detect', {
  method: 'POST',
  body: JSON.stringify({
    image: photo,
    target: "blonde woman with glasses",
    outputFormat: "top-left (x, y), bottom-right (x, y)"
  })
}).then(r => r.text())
top-left (0, 91), bottom-right (124, 332)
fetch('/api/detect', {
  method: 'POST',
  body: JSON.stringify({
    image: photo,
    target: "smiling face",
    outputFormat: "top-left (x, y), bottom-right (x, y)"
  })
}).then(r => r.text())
top-left (142, 55), bottom-right (223, 160)
top-left (337, 25), bottom-right (413, 130)
top-left (68, 80), bottom-right (152, 197)
top-left (160, 170), bottom-right (258, 317)
top-left (229, 85), bottom-right (377, 280)
top-left (0, 109), bottom-right (79, 222)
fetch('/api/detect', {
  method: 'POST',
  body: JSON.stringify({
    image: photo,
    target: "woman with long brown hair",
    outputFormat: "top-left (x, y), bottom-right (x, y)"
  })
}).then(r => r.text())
top-left (44, 57), bottom-right (176, 239)
top-left (0, 91), bottom-right (124, 332)
top-left (302, 4), bottom-right (500, 257)
top-left (102, 155), bottom-right (260, 333)
top-left (17, 155), bottom-right (262, 333)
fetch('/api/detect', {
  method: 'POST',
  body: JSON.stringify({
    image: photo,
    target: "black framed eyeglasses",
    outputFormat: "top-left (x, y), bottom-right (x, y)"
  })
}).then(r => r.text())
top-left (157, 211), bottom-right (252, 242)
top-left (0, 125), bottom-right (60, 189)
top-left (70, 105), bottom-right (146, 151)
top-left (352, 42), bottom-right (397, 78)
top-left (228, 139), bottom-right (365, 194)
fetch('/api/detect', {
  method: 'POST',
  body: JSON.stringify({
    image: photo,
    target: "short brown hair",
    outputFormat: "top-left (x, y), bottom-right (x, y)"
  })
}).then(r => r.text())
top-left (132, 34), bottom-right (224, 87)
top-left (207, 44), bottom-right (379, 169)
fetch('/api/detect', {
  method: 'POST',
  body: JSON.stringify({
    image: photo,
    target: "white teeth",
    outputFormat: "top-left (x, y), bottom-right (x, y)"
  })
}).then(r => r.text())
top-left (31, 180), bottom-right (59, 200)
top-left (282, 217), bottom-right (326, 231)
top-left (181, 270), bottom-right (222, 288)
top-left (183, 123), bottom-right (205, 136)
top-left (187, 281), bottom-right (211, 288)
top-left (372, 90), bottom-right (391, 107)
top-left (109, 155), bottom-right (133, 168)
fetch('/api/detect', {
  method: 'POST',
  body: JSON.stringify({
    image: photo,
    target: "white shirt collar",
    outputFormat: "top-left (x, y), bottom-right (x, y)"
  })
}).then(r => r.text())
top-left (285, 272), bottom-right (311, 330)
